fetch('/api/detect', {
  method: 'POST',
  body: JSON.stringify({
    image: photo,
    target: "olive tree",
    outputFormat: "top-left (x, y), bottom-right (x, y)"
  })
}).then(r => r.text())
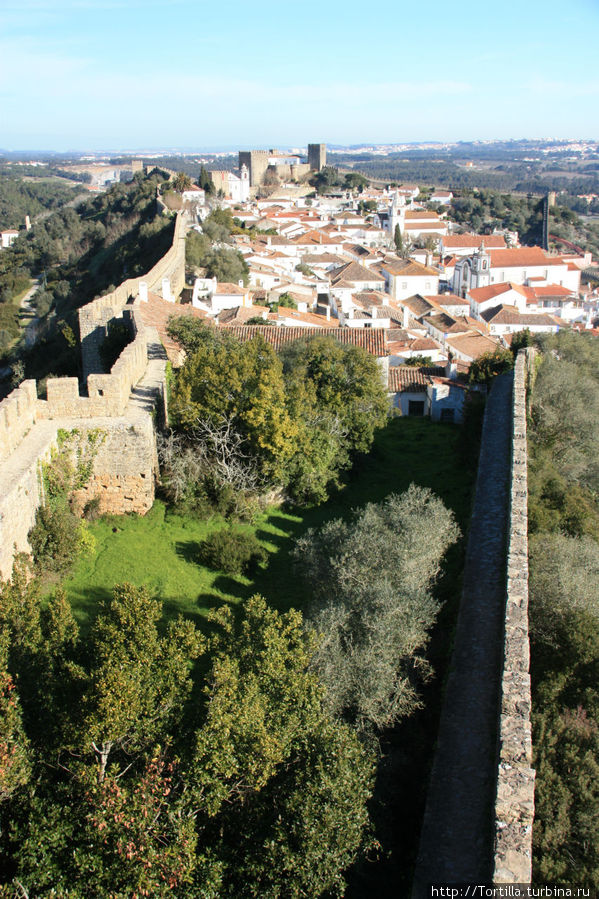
top-left (295, 485), bottom-right (460, 733)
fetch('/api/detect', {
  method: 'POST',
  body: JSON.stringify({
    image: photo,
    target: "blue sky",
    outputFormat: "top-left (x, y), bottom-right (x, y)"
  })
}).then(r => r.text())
top-left (0, 0), bottom-right (597, 151)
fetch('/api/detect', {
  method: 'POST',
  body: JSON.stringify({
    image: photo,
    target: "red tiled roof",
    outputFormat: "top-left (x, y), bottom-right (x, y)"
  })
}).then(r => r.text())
top-left (443, 233), bottom-right (506, 249)
top-left (330, 261), bottom-right (386, 285)
top-left (468, 282), bottom-right (526, 303)
top-left (382, 260), bottom-right (439, 277)
top-left (388, 366), bottom-right (429, 392)
top-left (426, 293), bottom-right (469, 306)
top-left (221, 326), bottom-right (388, 356)
top-left (531, 284), bottom-right (574, 297)
top-left (488, 247), bottom-right (564, 268)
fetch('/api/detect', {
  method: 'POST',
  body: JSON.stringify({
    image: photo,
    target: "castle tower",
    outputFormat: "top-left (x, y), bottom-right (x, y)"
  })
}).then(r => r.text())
top-left (238, 150), bottom-right (269, 188)
top-left (308, 143), bottom-right (326, 172)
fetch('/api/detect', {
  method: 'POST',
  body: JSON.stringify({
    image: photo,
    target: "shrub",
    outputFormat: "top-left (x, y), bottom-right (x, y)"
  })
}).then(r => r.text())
top-left (200, 528), bottom-right (266, 575)
top-left (28, 504), bottom-right (82, 573)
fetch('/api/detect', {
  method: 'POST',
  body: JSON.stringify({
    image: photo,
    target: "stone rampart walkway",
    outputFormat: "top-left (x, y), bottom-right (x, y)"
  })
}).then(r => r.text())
top-left (412, 372), bottom-right (513, 893)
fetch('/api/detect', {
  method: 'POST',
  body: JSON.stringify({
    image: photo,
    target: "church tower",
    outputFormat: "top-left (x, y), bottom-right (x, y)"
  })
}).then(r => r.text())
top-left (389, 190), bottom-right (406, 240)
top-left (239, 163), bottom-right (250, 202)
top-left (471, 240), bottom-right (491, 288)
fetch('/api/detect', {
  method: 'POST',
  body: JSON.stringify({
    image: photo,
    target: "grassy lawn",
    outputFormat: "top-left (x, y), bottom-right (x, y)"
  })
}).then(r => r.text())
top-left (61, 416), bottom-right (474, 631)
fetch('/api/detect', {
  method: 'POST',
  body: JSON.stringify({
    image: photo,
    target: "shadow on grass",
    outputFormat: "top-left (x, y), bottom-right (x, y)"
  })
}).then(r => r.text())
top-left (174, 540), bottom-right (200, 565)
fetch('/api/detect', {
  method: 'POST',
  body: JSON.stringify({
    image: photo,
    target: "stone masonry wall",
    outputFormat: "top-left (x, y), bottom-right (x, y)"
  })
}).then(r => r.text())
top-left (0, 417), bottom-right (156, 579)
top-left (0, 211), bottom-right (185, 579)
top-left (0, 379), bottom-right (38, 466)
top-left (71, 416), bottom-right (156, 517)
top-left (79, 211), bottom-right (185, 378)
top-left (493, 348), bottom-right (536, 883)
top-left (0, 421), bottom-right (56, 579)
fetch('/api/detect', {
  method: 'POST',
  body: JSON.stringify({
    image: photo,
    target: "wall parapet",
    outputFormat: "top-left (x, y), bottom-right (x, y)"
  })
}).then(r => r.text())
top-left (79, 211), bottom-right (186, 378)
top-left (493, 348), bottom-right (536, 884)
top-left (0, 379), bottom-right (38, 466)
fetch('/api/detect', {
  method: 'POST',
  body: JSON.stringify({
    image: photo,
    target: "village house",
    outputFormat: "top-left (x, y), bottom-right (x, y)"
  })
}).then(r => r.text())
top-left (387, 365), bottom-right (467, 422)
top-left (480, 305), bottom-right (561, 337)
top-left (380, 259), bottom-right (440, 301)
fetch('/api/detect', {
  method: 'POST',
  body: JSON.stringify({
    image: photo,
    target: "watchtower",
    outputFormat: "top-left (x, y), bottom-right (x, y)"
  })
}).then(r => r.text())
top-left (308, 143), bottom-right (326, 172)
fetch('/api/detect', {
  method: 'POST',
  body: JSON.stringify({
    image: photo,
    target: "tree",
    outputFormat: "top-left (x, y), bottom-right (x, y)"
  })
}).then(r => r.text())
top-left (533, 705), bottom-right (599, 886)
top-left (295, 486), bottom-right (460, 733)
top-left (205, 247), bottom-right (249, 285)
top-left (79, 583), bottom-right (203, 780)
top-left (281, 336), bottom-right (389, 502)
top-left (172, 172), bottom-right (193, 193)
top-left (529, 533), bottom-right (599, 674)
top-left (394, 224), bottom-right (403, 255)
top-left (344, 173), bottom-right (368, 191)
top-left (468, 347), bottom-right (513, 385)
top-left (169, 333), bottom-right (297, 485)
top-left (189, 596), bottom-right (375, 897)
top-left (530, 355), bottom-right (599, 491)
top-left (510, 327), bottom-right (532, 356)
top-left (0, 633), bottom-right (30, 804)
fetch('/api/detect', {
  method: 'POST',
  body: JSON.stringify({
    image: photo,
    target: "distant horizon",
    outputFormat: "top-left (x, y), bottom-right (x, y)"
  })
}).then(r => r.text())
top-left (1, 137), bottom-right (598, 158)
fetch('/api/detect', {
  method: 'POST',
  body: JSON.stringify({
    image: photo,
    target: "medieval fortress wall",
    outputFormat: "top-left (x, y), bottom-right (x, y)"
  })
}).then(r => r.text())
top-left (0, 211), bottom-right (185, 579)
top-left (493, 348), bottom-right (536, 883)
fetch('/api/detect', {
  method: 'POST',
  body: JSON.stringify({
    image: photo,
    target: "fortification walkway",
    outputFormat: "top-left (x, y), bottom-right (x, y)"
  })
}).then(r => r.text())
top-left (412, 372), bottom-right (513, 893)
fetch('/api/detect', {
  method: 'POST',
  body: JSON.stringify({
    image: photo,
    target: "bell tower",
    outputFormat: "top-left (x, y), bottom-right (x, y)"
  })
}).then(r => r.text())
top-left (471, 240), bottom-right (491, 288)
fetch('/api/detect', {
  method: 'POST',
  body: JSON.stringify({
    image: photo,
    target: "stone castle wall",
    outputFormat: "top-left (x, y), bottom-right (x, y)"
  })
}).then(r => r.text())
top-left (493, 348), bottom-right (536, 883)
top-left (0, 415), bottom-right (157, 579)
top-left (71, 416), bottom-right (157, 518)
top-left (0, 379), bottom-right (39, 466)
top-left (0, 211), bottom-right (185, 578)
top-left (79, 211), bottom-right (186, 378)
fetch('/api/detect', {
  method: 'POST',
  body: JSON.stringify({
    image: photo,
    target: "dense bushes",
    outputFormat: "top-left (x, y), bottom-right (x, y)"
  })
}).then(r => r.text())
top-left (0, 583), bottom-right (374, 898)
top-left (28, 503), bottom-right (87, 573)
top-left (528, 333), bottom-right (599, 885)
top-left (27, 429), bottom-right (102, 575)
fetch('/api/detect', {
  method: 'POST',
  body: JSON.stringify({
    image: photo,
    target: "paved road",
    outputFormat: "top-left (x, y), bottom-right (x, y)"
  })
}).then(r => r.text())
top-left (412, 372), bottom-right (513, 893)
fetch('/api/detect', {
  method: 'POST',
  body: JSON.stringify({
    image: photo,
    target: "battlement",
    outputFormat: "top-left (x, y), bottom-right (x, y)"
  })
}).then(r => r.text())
top-left (0, 379), bottom-right (38, 465)
top-left (79, 211), bottom-right (186, 378)
top-left (0, 211), bottom-right (185, 578)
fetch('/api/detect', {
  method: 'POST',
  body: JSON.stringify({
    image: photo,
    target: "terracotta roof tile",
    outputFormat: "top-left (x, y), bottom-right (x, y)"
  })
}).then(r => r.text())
top-left (388, 366), bottom-right (429, 391)
top-left (488, 247), bottom-right (564, 268)
top-left (221, 326), bottom-right (388, 356)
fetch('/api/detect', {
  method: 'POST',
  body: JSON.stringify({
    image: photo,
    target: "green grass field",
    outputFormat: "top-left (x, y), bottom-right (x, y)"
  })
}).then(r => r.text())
top-left (61, 417), bottom-right (474, 631)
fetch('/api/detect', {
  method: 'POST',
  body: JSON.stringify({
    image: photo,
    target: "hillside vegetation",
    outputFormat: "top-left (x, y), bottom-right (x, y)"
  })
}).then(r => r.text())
top-left (528, 332), bottom-right (599, 886)
top-left (0, 172), bottom-right (174, 381)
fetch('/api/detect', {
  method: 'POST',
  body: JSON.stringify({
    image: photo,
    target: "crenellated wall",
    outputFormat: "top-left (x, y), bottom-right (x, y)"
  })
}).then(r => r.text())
top-left (0, 379), bottom-right (39, 465)
top-left (79, 211), bottom-right (186, 378)
top-left (0, 212), bottom-right (184, 579)
top-left (493, 348), bottom-right (536, 883)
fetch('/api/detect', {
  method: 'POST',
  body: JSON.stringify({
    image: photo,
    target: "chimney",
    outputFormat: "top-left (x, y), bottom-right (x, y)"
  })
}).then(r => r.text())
top-left (446, 354), bottom-right (457, 380)
top-left (402, 304), bottom-right (410, 329)
top-left (138, 281), bottom-right (148, 302)
top-left (326, 305), bottom-right (331, 321)
top-left (162, 277), bottom-right (173, 303)
top-left (372, 306), bottom-right (377, 319)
